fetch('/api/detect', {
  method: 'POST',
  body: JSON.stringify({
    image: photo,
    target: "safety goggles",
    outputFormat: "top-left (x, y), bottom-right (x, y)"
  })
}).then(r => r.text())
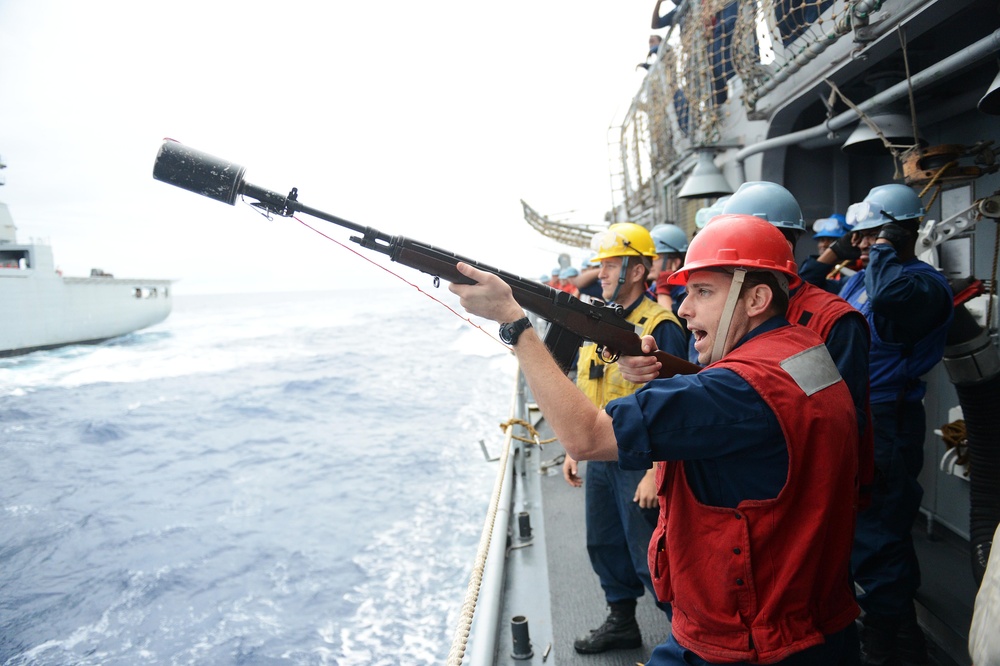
top-left (845, 201), bottom-right (901, 228)
top-left (590, 229), bottom-right (641, 256)
top-left (812, 217), bottom-right (842, 235)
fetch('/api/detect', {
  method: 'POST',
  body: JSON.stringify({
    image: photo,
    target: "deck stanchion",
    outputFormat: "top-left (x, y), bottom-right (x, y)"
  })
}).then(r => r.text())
top-left (510, 615), bottom-right (534, 660)
top-left (517, 511), bottom-right (532, 540)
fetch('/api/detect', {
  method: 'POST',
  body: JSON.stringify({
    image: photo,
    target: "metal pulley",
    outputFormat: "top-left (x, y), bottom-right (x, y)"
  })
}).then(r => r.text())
top-left (902, 142), bottom-right (999, 187)
top-left (976, 194), bottom-right (1000, 219)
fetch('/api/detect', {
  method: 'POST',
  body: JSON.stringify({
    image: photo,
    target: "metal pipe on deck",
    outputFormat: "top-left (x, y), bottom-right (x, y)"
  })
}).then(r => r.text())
top-left (734, 27), bottom-right (1000, 167)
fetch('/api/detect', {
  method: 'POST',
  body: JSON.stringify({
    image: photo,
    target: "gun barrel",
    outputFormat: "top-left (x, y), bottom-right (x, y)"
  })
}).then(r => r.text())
top-left (153, 140), bottom-right (377, 238)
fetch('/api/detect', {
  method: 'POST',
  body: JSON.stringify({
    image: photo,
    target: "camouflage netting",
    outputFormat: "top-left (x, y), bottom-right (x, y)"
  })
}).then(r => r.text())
top-left (733, 0), bottom-right (871, 112)
top-left (532, 2), bottom-right (884, 243)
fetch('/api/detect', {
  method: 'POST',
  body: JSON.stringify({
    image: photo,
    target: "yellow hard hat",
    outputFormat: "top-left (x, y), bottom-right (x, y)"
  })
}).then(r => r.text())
top-left (590, 223), bottom-right (658, 261)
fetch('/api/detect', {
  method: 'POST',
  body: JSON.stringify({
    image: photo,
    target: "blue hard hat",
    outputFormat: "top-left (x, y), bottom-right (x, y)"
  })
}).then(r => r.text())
top-left (846, 184), bottom-right (925, 232)
top-left (649, 223), bottom-right (689, 254)
top-left (812, 213), bottom-right (848, 239)
top-left (695, 195), bottom-right (730, 229)
top-left (559, 266), bottom-right (579, 279)
top-left (721, 181), bottom-right (805, 233)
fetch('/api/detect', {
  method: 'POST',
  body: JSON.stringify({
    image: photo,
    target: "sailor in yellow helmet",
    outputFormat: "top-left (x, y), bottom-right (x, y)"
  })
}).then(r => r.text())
top-left (565, 222), bottom-right (687, 654)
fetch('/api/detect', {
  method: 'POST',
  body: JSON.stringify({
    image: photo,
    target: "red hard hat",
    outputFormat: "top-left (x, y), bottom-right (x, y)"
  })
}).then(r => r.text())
top-left (668, 214), bottom-right (798, 286)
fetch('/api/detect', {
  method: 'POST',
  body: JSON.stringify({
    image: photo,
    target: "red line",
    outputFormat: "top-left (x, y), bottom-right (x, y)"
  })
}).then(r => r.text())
top-left (292, 216), bottom-right (511, 351)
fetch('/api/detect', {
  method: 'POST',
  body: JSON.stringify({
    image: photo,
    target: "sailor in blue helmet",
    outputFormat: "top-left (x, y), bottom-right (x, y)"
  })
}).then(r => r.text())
top-left (805, 183), bottom-right (954, 665)
top-left (720, 183), bottom-right (872, 470)
top-left (547, 266), bottom-right (561, 287)
top-left (813, 213), bottom-right (849, 255)
top-left (802, 214), bottom-right (862, 290)
top-left (647, 223), bottom-right (698, 364)
top-left (694, 195), bottom-right (729, 230)
top-left (557, 266), bottom-right (581, 297)
top-left (720, 181), bottom-right (804, 239)
top-left (647, 223), bottom-right (690, 312)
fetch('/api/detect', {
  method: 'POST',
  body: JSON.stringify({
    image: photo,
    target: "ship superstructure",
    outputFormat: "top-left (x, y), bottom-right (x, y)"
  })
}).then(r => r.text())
top-left (0, 158), bottom-right (173, 357)
top-left (491, 2), bottom-right (1000, 664)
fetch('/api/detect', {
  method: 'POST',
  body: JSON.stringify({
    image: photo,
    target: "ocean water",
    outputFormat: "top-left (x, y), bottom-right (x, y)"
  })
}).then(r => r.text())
top-left (0, 288), bottom-right (515, 665)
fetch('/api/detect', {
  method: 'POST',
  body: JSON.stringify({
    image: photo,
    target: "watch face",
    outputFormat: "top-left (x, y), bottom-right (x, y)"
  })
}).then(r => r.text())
top-left (499, 318), bottom-right (529, 345)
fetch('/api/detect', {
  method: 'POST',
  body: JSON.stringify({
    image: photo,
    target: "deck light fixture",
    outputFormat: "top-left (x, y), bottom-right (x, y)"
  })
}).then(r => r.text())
top-left (841, 110), bottom-right (923, 156)
top-left (841, 71), bottom-right (925, 156)
top-left (979, 64), bottom-right (1000, 115)
top-left (677, 149), bottom-right (734, 199)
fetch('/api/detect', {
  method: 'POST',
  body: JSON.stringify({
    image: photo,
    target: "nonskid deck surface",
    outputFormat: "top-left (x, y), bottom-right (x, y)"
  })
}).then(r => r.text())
top-left (535, 424), bottom-right (669, 665)
top-left (912, 522), bottom-right (974, 666)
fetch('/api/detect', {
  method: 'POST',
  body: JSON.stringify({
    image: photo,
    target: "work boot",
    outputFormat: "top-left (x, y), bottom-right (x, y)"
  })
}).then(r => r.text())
top-left (895, 603), bottom-right (929, 665)
top-left (859, 613), bottom-right (900, 666)
top-left (573, 601), bottom-right (643, 654)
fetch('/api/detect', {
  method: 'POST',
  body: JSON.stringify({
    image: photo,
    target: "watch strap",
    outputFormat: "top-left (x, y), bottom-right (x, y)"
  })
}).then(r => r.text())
top-left (500, 317), bottom-right (532, 346)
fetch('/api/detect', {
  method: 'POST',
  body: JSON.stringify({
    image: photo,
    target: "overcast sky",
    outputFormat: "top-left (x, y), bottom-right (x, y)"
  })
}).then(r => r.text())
top-left (0, 1), bottom-right (660, 294)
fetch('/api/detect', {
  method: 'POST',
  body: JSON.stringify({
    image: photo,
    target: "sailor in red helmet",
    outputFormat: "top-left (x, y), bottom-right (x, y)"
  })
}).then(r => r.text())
top-left (449, 214), bottom-right (861, 665)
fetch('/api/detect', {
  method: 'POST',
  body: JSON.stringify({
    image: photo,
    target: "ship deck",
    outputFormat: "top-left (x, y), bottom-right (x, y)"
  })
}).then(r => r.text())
top-left (489, 401), bottom-right (976, 665)
top-left (536, 434), bottom-right (670, 665)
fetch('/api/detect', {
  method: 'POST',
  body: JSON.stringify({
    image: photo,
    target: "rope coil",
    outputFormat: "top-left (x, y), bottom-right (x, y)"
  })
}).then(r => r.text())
top-left (501, 417), bottom-right (557, 446)
top-left (940, 419), bottom-right (969, 468)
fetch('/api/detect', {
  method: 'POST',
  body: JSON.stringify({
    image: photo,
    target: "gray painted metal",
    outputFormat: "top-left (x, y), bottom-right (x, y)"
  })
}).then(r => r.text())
top-left (0, 203), bottom-right (172, 356)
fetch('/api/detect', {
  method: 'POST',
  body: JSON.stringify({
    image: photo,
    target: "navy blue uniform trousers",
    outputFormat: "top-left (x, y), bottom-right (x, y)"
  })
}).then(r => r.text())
top-left (584, 460), bottom-right (663, 608)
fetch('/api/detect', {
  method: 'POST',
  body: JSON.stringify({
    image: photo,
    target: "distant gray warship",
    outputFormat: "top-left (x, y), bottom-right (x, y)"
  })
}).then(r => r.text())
top-left (0, 159), bottom-right (172, 357)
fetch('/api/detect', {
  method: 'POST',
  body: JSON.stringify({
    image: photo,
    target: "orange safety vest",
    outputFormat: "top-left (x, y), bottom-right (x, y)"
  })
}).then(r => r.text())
top-left (649, 325), bottom-right (859, 663)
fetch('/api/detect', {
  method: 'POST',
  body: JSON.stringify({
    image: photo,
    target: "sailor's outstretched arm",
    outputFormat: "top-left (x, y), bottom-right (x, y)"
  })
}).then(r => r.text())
top-left (450, 262), bottom-right (619, 461)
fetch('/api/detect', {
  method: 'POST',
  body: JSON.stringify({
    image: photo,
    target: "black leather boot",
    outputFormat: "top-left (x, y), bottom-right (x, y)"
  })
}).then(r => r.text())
top-left (895, 602), bottom-right (929, 665)
top-left (573, 601), bottom-right (642, 654)
top-left (859, 613), bottom-right (900, 666)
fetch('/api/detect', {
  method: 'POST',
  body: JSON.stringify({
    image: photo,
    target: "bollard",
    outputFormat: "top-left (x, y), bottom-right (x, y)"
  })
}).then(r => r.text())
top-left (518, 511), bottom-right (532, 539)
top-left (511, 615), bottom-right (534, 660)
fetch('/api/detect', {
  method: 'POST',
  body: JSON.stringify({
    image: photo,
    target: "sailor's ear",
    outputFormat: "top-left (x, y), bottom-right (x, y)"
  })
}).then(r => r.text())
top-left (742, 283), bottom-right (774, 318)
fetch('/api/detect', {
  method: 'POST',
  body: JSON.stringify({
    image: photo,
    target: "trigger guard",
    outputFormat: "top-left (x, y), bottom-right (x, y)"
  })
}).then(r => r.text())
top-left (598, 346), bottom-right (620, 363)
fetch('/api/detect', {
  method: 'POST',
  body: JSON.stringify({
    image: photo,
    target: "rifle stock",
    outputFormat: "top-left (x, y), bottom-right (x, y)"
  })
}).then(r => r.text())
top-left (152, 140), bottom-right (700, 378)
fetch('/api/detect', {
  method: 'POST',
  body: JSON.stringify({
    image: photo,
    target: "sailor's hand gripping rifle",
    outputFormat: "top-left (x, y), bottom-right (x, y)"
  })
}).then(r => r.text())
top-left (152, 140), bottom-right (700, 377)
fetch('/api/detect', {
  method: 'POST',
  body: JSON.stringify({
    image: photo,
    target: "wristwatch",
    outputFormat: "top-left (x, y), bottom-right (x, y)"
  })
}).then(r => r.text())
top-left (499, 317), bottom-right (532, 346)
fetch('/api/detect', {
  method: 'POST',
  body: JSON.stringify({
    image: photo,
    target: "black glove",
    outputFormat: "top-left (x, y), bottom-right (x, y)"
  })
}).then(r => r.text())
top-left (828, 232), bottom-right (861, 262)
top-left (877, 223), bottom-right (914, 249)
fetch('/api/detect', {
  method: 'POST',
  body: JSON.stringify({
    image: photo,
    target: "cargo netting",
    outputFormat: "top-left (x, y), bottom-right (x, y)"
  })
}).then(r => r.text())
top-left (617, 1), bottom-right (882, 214)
